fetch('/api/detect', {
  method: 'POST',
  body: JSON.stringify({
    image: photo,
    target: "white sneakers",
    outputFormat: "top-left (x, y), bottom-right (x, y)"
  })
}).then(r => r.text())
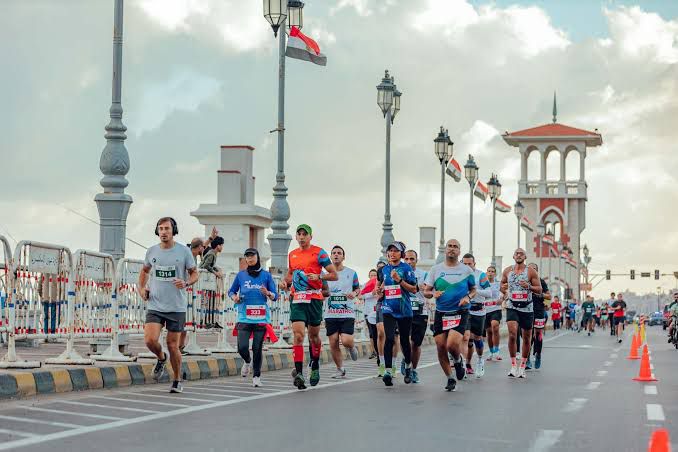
top-left (331, 368), bottom-right (347, 379)
top-left (517, 367), bottom-right (527, 379)
top-left (476, 357), bottom-right (485, 378)
top-left (252, 376), bottom-right (262, 387)
top-left (508, 365), bottom-right (518, 377)
top-left (241, 362), bottom-right (252, 378)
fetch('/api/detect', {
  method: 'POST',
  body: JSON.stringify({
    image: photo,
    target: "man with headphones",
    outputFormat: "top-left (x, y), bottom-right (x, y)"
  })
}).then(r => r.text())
top-left (139, 217), bottom-right (198, 393)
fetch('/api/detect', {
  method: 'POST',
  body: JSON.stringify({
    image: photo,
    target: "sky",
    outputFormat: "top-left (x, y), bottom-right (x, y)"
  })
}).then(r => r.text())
top-left (1, 0), bottom-right (677, 300)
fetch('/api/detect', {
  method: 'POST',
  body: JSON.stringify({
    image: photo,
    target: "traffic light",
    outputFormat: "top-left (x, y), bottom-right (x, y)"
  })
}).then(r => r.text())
top-left (630, 269), bottom-right (635, 280)
top-left (655, 270), bottom-right (660, 280)
top-left (606, 270), bottom-right (611, 280)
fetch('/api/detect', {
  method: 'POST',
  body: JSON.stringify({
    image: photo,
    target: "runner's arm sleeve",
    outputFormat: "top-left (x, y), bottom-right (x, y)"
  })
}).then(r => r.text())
top-left (267, 273), bottom-right (278, 301)
top-left (476, 272), bottom-right (492, 298)
top-left (227, 275), bottom-right (240, 299)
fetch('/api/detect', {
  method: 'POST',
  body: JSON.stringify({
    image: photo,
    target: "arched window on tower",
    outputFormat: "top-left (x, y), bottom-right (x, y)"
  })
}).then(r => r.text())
top-left (545, 147), bottom-right (561, 182)
top-left (565, 149), bottom-right (581, 181)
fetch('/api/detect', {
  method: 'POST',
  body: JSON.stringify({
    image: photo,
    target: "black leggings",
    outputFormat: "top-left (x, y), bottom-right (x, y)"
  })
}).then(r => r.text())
top-left (383, 314), bottom-right (412, 369)
top-left (237, 324), bottom-right (266, 377)
top-left (532, 328), bottom-right (543, 356)
top-left (367, 321), bottom-right (378, 354)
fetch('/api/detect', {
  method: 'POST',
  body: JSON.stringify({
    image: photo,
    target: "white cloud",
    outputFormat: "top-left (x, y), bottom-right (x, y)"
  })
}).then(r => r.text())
top-left (605, 6), bottom-right (678, 64)
top-left (457, 120), bottom-right (499, 158)
top-left (331, 0), bottom-right (373, 17)
top-left (138, 0), bottom-right (210, 31)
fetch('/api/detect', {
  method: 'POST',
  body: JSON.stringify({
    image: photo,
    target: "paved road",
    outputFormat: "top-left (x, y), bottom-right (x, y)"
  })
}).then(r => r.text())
top-left (0, 326), bottom-right (675, 451)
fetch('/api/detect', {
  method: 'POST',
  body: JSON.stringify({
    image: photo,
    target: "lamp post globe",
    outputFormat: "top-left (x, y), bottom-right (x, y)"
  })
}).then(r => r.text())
top-left (263, 0), bottom-right (287, 36)
top-left (286, 0), bottom-right (304, 29)
top-left (376, 70), bottom-right (395, 117)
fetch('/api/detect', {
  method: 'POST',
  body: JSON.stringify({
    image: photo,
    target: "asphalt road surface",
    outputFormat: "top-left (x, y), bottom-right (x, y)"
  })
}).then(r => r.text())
top-left (0, 325), bottom-right (675, 452)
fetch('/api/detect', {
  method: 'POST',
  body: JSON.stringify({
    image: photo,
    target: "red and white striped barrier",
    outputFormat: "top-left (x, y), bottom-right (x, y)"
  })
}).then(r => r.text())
top-left (0, 236), bottom-right (12, 341)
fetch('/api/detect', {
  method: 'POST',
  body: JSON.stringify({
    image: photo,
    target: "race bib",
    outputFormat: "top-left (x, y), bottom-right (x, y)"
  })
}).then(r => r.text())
top-left (552, 308), bottom-right (559, 314)
top-left (155, 265), bottom-right (176, 281)
top-left (384, 285), bottom-right (401, 300)
top-left (510, 290), bottom-right (529, 302)
top-left (293, 291), bottom-right (313, 304)
top-left (245, 305), bottom-right (266, 321)
top-left (485, 300), bottom-right (498, 307)
top-left (329, 295), bottom-right (347, 303)
top-left (411, 301), bottom-right (420, 311)
top-left (534, 318), bottom-right (546, 328)
top-left (443, 315), bottom-right (461, 331)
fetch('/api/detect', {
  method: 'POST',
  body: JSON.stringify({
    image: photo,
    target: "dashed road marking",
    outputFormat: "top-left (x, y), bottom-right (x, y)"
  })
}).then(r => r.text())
top-left (596, 370), bottom-right (608, 377)
top-left (645, 385), bottom-right (658, 395)
top-left (528, 430), bottom-right (563, 452)
top-left (586, 381), bottom-right (601, 390)
top-left (0, 414), bottom-right (83, 429)
top-left (0, 429), bottom-right (39, 439)
top-left (563, 398), bottom-right (588, 413)
top-left (647, 404), bottom-right (665, 421)
top-left (21, 406), bottom-right (123, 421)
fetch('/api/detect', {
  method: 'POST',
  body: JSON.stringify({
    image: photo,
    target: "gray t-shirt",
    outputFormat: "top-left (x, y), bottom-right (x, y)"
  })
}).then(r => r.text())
top-left (144, 243), bottom-right (196, 313)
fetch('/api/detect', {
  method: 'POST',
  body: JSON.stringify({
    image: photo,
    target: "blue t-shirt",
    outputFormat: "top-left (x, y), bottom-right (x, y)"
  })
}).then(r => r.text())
top-left (381, 262), bottom-right (416, 318)
top-left (568, 302), bottom-right (577, 319)
top-left (228, 270), bottom-right (278, 324)
top-left (425, 262), bottom-right (475, 313)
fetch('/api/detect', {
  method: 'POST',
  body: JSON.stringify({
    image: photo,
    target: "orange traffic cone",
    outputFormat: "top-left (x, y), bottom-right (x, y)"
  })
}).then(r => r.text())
top-left (648, 428), bottom-right (671, 452)
top-left (627, 333), bottom-right (640, 360)
top-left (633, 344), bottom-right (657, 382)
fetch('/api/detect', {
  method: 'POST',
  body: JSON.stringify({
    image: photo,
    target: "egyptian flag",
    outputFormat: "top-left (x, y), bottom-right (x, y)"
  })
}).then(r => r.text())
top-left (494, 198), bottom-right (511, 213)
top-left (286, 26), bottom-right (327, 66)
top-left (446, 158), bottom-right (462, 182)
top-left (520, 216), bottom-right (533, 231)
top-left (542, 234), bottom-right (555, 246)
top-left (474, 181), bottom-right (488, 202)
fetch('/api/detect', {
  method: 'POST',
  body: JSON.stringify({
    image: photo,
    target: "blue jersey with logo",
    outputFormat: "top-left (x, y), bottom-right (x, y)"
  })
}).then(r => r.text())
top-left (228, 270), bottom-right (278, 324)
top-left (380, 262), bottom-right (416, 318)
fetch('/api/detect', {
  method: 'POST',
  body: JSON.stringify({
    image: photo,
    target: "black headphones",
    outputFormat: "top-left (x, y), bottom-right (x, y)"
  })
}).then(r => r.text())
top-left (155, 217), bottom-right (178, 236)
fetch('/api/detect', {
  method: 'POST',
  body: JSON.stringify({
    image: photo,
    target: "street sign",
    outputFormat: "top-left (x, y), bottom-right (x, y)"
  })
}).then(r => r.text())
top-left (641, 272), bottom-right (651, 278)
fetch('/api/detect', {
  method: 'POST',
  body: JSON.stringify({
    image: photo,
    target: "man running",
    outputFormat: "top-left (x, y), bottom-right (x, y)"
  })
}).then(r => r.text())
top-left (485, 265), bottom-right (503, 361)
top-left (551, 296), bottom-right (563, 330)
top-left (281, 224), bottom-right (338, 390)
top-left (500, 248), bottom-right (542, 379)
top-left (461, 254), bottom-right (491, 378)
top-left (424, 239), bottom-right (476, 392)
top-left (324, 245), bottom-right (360, 379)
top-left (582, 295), bottom-right (596, 336)
top-left (611, 293), bottom-right (627, 343)
top-left (607, 292), bottom-right (616, 336)
top-left (527, 263), bottom-right (550, 370)
top-left (376, 241), bottom-right (417, 386)
top-left (139, 217), bottom-right (198, 393)
top-left (403, 249), bottom-right (429, 384)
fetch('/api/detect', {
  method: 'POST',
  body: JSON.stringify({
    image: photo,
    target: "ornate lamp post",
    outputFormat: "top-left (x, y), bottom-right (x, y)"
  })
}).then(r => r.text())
top-left (464, 155), bottom-right (479, 254)
top-left (487, 173), bottom-right (502, 266)
top-left (536, 222), bottom-right (545, 275)
top-left (514, 199), bottom-right (524, 249)
top-left (434, 127), bottom-right (453, 262)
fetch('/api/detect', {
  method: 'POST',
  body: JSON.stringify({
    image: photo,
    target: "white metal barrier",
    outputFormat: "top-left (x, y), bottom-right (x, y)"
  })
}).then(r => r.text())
top-left (0, 236), bottom-right (12, 343)
top-left (182, 269), bottom-right (216, 355)
top-left (269, 278), bottom-right (292, 349)
top-left (206, 271), bottom-right (237, 354)
top-left (46, 250), bottom-right (114, 365)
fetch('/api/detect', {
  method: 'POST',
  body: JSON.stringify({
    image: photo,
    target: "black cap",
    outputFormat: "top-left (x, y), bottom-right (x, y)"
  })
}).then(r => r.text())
top-left (244, 248), bottom-right (258, 256)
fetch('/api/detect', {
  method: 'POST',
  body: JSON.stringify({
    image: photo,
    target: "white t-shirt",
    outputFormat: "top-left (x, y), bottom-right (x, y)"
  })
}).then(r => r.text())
top-left (325, 267), bottom-right (360, 319)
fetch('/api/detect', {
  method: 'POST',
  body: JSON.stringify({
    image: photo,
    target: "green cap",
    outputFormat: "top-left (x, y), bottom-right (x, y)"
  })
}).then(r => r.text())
top-left (296, 224), bottom-right (312, 235)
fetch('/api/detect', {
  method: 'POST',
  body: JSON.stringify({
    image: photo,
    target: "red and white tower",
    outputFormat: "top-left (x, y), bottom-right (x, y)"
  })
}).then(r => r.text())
top-left (502, 95), bottom-right (602, 300)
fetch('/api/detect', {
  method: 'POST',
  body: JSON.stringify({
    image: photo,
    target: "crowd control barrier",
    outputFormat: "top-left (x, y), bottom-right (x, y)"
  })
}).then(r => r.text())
top-left (205, 271), bottom-right (237, 354)
top-left (0, 236), bottom-right (12, 345)
top-left (269, 281), bottom-right (292, 349)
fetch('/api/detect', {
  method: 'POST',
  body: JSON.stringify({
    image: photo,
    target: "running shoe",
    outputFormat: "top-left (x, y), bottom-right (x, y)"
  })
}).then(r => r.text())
top-left (465, 365), bottom-right (474, 377)
top-left (369, 351), bottom-right (377, 359)
top-left (377, 364), bottom-right (385, 377)
top-left (454, 359), bottom-right (466, 381)
top-left (331, 368), bottom-right (346, 379)
top-left (349, 347), bottom-right (358, 361)
top-left (169, 380), bottom-right (183, 393)
top-left (525, 359), bottom-right (532, 370)
top-left (404, 366), bottom-right (412, 384)
top-left (382, 370), bottom-right (393, 387)
top-left (588, 332), bottom-right (591, 336)
top-left (476, 358), bottom-right (485, 378)
top-left (400, 358), bottom-right (406, 376)
top-left (180, 346), bottom-right (188, 356)
top-left (411, 369), bottom-right (419, 384)
top-left (392, 366), bottom-right (397, 376)
top-left (508, 365), bottom-right (518, 378)
top-left (535, 355), bottom-right (542, 369)
top-left (445, 377), bottom-right (456, 392)
top-left (152, 353), bottom-right (167, 381)
top-left (293, 373), bottom-right (306, 390)
top-left (309, 368), bottom-right (320, 386)
top-left (241, 362), bottom-right (252, 378)
top-left (253, 376), bottom-right (262, 387)
top-left (517, 367), bottom-right (527, 379)
top-left (494, 354), bottom-right (503, 361)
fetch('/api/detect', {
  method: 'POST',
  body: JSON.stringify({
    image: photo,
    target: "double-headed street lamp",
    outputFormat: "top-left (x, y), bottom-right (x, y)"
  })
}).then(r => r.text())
top-left (376, 70), bottom-right (402, 255)
top-left (514, 199), bottom-right (524, 249)
top-left (487, 173), bottom-right (502, 267)
top-left (434, 127), bottom-right (453, 262)
top-left (537, 222), bottom-right (545, 275)
top-left (582, 243), bottom-right (591, 298)
top-left (263, 0), bottom-right (305, 272)
top-left (464, 155), bottom-right (479, 254)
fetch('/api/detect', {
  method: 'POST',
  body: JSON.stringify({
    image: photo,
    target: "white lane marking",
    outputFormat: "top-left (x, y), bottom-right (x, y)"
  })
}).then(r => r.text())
top-left (114, 391), bottom-right (213, 403)
top-left (543, 331), bottom-right (569, 343)
top-left (89, 395), bottom-right (190, 407)
top-left (0, 362), bottom-right (439, 450)
top-left (604, 361), bottom-right (613, 367)
top-left (60, 401), bottom-right (159, 414)
top-left (579, 345), bottom-right (592, 349)
top-left (187, 383), bottom-right (277, 393)
top-left (645, 386), bottom-right (658, 395)
top-left (171, 389), bottom-right (239, 398)
top-left (528, 429), bottom-right (563, 452)
top-left (0, 415), bottom-right (83, 429)
top-left (596, 370), bottom-right (608, 377)
top-left (166, 386), bottom-right (256, 396)
top-left (647, 404), bottom-right (665, 421)
top-left (182, 385), bottom-right (264, 395)
top-left (563, 398), bottom-right (588, 413)
top-left (0, 429), bottom-right (39, 439)
top-left (21, 406), bottom-right (123, 421)
top-left (206, 381), bottom-right (291, 389)
top-left (586, 382), bottom-right (601, 390)
top-left (610, 353), bottom-right (618, 359)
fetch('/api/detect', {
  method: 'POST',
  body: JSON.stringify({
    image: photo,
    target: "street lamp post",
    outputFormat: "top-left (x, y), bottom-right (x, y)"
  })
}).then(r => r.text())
top-left (376, 70), bottom-right (401, 255)
top-left (434, 127), bottom-right (453, 262)
top-left (556, 240), bottom-right (563, 299)
top-left (263, 0), bottom-right (304, 272)
top-left (537, 222), bottom-right (545, 276)
top-left (95, 0), bottom-right (133, 261)
top-left (582, 243), bottom-right (591, 299)
top-left (487, 173), bottom-right (501, 267)
top-left (514, 199), bottom-right (524, 249)
top-left (657, 286), bottom-right (662, 312)
top-left (464, 155), bottom-right (479, 254)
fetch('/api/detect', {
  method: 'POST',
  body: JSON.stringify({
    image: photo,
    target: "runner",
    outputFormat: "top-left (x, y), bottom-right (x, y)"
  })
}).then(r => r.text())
top-left (424, 239), bottom-right (476, 392)
top-left (500, 248), bottom-right (542, 379)
top-left (375, 257), bottom-right (400, 378)
top-left (281, 224), bottom-right (338, 390)
top-left (567, 299), bottom-right (577, 331)
top-left (607, 292), bottom-right (616, 336)
top-left (361, 269), bottom-right (379, 359)
top-left (461, 254), bottom-right (492, 378)
top-left (139, 217), bottom-right (198, 393)
top-left (526, 263), bottom-right (550, 370)
top-left (376, 241), bottom-right (417, 386)
top-left (582, 295), bottom-right (596, 336)
top-left (666, 292), bottom-right (678, 343)
top-left (402, 249), bottom-right (429, 384)
top-left (484, 265), bottom-right (503, 361)
top-left (228, 248), bottom-right (278, 387)
top-left (324, 245), bottom-right (360, 379)
top-left (611, 293), bottom-right (627, 343)
top-left (551, 296), bottom-right (563, 330)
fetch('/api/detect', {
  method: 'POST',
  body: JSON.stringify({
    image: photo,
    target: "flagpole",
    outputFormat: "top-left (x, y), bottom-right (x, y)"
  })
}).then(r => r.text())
top-left (268, 16), bottom-right (292, 273)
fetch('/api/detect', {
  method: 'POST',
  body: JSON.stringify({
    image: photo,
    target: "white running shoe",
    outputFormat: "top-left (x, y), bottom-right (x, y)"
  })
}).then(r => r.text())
top-left (517, 367), bottom-right (527, 379)
top-left (508, 364), bottom-right (518, 377)
top-left (476, 357), bottom-right (485, 378)
top-left (487, 352), bottom-right (495, 362)
top-left (349, 347), bottom-right (359, 361)
top-left (252, 376), bottom-right (262, 387)
top-left (331, 368), bottom-right (346, 379)
top-left (241, 362), bottom-right (252, 378)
